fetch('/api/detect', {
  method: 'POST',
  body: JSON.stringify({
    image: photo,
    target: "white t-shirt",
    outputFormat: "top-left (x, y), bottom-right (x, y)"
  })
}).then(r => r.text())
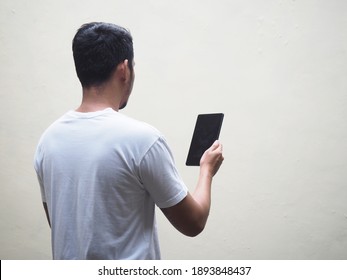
top-left (34, 108), bottom-right (188, 259)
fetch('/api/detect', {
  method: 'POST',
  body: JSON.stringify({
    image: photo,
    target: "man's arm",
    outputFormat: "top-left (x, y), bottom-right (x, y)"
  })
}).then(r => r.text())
top-left (161, 140), bottom-right (224, 237)
top-left (43, 202), bottom-right (51, 228)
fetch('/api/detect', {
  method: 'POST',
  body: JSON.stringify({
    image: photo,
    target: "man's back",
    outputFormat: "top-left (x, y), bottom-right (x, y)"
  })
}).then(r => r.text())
top-left (34, 108), bottom-right (187, 259)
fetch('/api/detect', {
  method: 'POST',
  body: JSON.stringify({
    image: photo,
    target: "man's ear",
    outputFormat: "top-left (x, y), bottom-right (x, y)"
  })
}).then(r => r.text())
top-left (118, 59), bottom-right (130, 82)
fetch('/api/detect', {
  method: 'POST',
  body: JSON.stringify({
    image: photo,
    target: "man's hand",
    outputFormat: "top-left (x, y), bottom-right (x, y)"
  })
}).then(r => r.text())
top-left (200, 140), bottom-right (224, 178)
top-left (161, 140), bottom-right (224, 237)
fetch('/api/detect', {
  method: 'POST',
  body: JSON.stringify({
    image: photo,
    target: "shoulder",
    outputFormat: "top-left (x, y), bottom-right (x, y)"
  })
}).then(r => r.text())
top-left (35, 113), bottom-right (69, 144)
top-left (102, 111), bottom-right (168, 160)
top-left (116, 112), bottom-right (163, 142)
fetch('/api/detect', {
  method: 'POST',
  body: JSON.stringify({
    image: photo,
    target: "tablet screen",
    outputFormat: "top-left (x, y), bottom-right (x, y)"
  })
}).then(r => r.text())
top-left (186, 113), bottom-right (224, 166)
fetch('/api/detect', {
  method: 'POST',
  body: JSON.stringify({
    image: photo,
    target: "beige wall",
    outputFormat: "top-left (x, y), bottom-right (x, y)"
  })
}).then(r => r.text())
top-left (1, 0), bottom-right (346, 259)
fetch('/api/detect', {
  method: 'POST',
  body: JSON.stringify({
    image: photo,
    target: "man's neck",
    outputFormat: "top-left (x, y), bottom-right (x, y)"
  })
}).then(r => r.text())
top-left (76, 85), bottom-right (122, 112)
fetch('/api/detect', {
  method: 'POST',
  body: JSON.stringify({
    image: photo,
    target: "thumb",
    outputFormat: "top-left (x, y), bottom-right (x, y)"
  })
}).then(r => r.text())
top-left (210, 140), bottom-right (220, 151)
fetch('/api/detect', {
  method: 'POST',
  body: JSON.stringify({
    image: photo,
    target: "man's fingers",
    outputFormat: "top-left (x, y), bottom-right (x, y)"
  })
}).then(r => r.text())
top-left (210, 140), bottom-right (221, 151)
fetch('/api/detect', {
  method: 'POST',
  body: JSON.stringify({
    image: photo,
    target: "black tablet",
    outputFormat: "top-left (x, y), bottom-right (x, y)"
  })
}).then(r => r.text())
top-left (186, 113), bottom-right (224, 166)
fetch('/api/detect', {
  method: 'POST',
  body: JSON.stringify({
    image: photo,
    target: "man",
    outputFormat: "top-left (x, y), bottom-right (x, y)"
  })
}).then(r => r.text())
top-left (34, 22), bottom-right (224, 260)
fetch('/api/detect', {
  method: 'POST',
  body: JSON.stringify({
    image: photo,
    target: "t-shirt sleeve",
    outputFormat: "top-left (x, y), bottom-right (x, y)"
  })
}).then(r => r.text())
top-left (139, 137), bottom-right (188, 208)
top-left (34, 144), bottom-right (47, 203)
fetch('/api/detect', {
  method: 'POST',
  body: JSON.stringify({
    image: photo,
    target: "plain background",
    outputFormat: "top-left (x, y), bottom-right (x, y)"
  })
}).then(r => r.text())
top-left (1, 0), bottom-right (346, 259)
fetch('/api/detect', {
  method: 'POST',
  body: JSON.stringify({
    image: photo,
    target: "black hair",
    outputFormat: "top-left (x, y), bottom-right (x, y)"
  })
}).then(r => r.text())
top-left (72, 22), bottom-right (134, 88)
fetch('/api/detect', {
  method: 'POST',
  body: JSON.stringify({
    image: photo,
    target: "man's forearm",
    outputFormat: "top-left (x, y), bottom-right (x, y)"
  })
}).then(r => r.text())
top-left (192, 170), bottom-right (213, 228)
